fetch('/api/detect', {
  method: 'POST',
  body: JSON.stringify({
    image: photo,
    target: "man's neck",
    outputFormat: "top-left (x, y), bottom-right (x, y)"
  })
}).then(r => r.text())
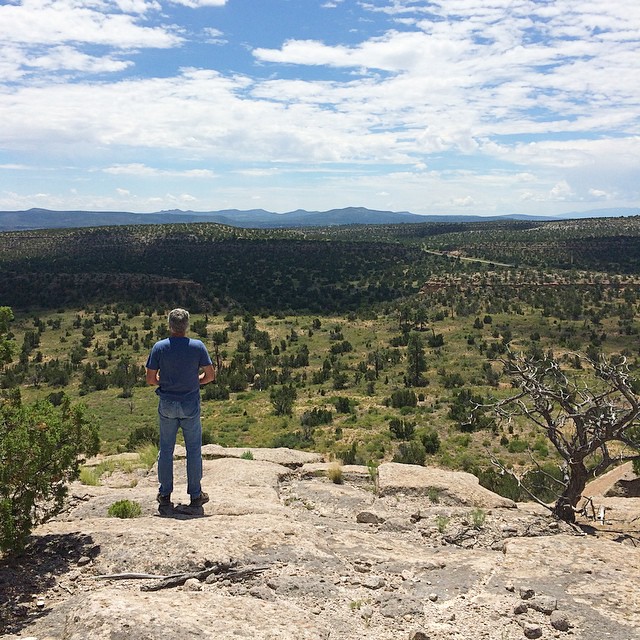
top-left (170, 331), bottom-right (186, 338)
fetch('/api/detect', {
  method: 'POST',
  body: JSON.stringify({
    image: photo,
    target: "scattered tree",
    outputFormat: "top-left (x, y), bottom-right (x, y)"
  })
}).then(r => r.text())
top-left (0, 392), bottom-right (99, 551)
top-left (493, 352), bottom-right (640, 522)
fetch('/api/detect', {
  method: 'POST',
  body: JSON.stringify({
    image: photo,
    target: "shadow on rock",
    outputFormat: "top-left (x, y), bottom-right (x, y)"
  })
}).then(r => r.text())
top-left (0, 532), bottom-right (100, 635)
top-left (156, 503), bottom-right (208, 519)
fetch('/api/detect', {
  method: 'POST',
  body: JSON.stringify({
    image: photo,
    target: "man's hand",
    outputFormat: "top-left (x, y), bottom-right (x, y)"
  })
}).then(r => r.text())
top-left (199, 364), bottom-right (216, 385)
top-left (146, 368), bottom-right (160, 386)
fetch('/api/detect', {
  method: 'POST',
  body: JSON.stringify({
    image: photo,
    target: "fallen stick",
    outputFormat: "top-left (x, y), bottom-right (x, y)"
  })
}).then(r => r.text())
top-left (141, 565), bottom-right (269, 592)
top-left (95, 573), bottom-right (179, 580)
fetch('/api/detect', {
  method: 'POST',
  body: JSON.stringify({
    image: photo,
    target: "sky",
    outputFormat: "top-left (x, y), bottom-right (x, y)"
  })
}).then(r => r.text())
top-left (0, 0), bottom-right (639, 216)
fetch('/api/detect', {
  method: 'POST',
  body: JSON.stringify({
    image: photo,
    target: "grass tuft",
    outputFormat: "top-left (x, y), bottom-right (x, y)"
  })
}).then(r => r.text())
top-left (327, 462), bottom-right (343, 484)
top-left (107, 499), bottom-right (142, 519)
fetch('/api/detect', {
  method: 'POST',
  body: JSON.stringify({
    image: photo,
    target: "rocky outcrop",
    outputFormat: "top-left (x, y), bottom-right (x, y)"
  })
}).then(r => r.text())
top-left (1, 450), bottom-right (638, 640)
top-left (377, 462), bottom-right (518, 509)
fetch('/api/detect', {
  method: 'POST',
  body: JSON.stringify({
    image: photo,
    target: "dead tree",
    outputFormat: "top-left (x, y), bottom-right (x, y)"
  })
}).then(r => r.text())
top-left (492, 352), bottom-right (640, 522)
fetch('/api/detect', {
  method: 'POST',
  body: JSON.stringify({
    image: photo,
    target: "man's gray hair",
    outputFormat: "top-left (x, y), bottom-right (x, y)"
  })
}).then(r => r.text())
top-left (168, 308), bottom-right (190, 334)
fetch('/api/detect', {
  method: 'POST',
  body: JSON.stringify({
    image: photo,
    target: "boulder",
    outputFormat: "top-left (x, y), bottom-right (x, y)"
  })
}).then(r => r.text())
top-left (377, 463), bottom-right (517, 509)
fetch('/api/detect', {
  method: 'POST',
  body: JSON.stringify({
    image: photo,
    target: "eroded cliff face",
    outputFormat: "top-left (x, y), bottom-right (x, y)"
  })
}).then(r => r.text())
top-left (2, 449), bottom-right (639, 640)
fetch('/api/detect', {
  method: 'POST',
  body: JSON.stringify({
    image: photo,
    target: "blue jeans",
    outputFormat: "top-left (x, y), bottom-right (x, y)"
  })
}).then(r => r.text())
top-left (157, 396), bottom-right (203, 498)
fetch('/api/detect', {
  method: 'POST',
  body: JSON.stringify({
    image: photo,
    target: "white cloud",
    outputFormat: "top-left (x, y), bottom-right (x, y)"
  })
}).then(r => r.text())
top-left (451, 195), bottom-right (475, 207)
top-left (0, 1), bottom-right (182, 48)
top-left (1, 0), bottom-right (639, 215)
top-left (203, 27), bottom-right (226, 44)
top-left (27, 46), bottom-right (132, 73)
top-left (104, 163), bottom-right (217, 178)
top-left (550, 181), bottom-right (573, 200)
top-left (171, 0), bottom-right (227, 7)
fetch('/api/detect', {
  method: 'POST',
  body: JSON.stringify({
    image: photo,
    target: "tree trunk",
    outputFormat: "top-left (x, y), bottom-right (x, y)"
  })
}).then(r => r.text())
top-left (553, 462), bottom-right (589, 523)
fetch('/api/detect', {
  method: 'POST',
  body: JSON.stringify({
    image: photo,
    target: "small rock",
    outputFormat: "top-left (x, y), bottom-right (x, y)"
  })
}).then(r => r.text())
top-left (428, 593), bottom-right (438, 602)
top-left (529, 595), bottom-right (557, 614)
top-left (184, 578), bottom-right (202, 591)
top-left (522, 622), bottom-right (543, 639)
top-left (77, 556), bottom-right (91, 566)
top-left (360, 605), bottom-right (374, 620)
top-left (550, 610), bottom-right (571, 632)
top-left (361, 575), bottom-right (385, 590)
top-left (249, 586), bottom-right (275, 601)
top-left (409, 631), bottom-right (431, 640)
top-left (505, 583), bottom-right (515, 592)
top-left (356, 511), bottom-right (385, 524)
top-left (379, 518), bottom-right (414, 533)
top-left (354, 562), bottom-right (371, 573)
top-left (519, 586), bottom-right (535, 600)
top-left (514, 603), bottom-right (528, 615)
top-left (36, 599), bottom-right (46, 609)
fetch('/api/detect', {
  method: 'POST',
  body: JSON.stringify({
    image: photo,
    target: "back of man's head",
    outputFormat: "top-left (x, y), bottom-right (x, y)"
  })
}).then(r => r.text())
top-left (168, 308), bottom-right (189, 334)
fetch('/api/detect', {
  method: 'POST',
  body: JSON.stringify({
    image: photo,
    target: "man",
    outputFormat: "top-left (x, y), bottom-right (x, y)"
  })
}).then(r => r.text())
top-left (146, 308), bottom-right (215, 512)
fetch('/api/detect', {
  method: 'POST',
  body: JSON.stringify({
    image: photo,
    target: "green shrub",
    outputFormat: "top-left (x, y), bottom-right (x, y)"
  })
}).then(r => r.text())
top-left (427, 487), bottom-right (441, 503)
top-left (240, 450), bottom-right (254, 460)
top-left (507, 438), bottom-right (528, 453)
top-left (448, 389), bottom-right (495, 432)
top-left (389, 389), bottom-right (417, 409)
top-left (0, 393), bottom-right (99, 552)
top-left (435, 515), bottom-right (449, 533)
top-left (270, 384), bottom-right (297, 416)
top-left (108, 499), bottom-right (142, 519)
top-left (388, 418), bottom-right (416, 440)
top-left (421, 430), bottom-right (441, 454)
top-left (333, 396), bottom-right (352, 413)
top-left (126, 425), bottom-right (158, 450)
top-left (471, 507), bottom-right (486, 529)
top-left (272, 430), bottom-right (312, 449)
top-left (202, 428), bottom-right (216, 445)
top-left (393, 440), bottom-right (426, 466)
top-left (203, 383), bottom-right (230, 401)
top-left (301, 407), bottom-right (333, 427)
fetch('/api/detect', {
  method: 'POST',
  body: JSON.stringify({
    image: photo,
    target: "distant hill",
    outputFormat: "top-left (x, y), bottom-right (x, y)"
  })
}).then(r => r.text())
top-left (0, 206), bottom-right (637, 232)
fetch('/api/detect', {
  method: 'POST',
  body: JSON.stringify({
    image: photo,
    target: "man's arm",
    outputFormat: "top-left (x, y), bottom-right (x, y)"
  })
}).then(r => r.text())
top-left (146, 368), bottom-right (160, 386)
top-left (199, 364), bottom-right (215, 385)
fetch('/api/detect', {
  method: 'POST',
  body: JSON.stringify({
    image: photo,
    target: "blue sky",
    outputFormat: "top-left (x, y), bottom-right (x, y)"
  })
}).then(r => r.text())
top-left (0, 0), bottom-right (639, 216)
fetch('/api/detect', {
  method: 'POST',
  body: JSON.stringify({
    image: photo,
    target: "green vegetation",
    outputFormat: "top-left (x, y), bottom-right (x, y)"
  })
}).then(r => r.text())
top-left (435, 515), bottom-right (450, 533)
top-left (0, 216), bottom-right (639, 530)
top-left (470, 507), bottom-right (486, 530)
top-left (0, 392), bottom-right (99, 552)
top-left (107, 499), bottom-right (142, 519)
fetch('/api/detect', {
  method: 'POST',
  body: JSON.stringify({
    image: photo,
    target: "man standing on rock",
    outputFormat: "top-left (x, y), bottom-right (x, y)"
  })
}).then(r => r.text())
top-left (146, 308), bottom-right (215, 512)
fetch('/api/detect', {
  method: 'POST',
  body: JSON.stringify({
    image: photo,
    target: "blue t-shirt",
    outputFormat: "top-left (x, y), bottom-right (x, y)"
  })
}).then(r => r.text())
top-left (146, 337), bottom-right (213, 401)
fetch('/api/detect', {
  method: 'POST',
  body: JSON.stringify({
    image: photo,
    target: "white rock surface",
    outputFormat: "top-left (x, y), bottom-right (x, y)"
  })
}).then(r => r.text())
top-left (1, 449), bottom-right (638, 640)
top-left (377, 462), bottom-right (518, 508)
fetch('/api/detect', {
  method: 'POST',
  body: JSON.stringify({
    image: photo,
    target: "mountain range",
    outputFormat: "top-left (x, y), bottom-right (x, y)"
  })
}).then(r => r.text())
top-left (0, 206), bottom-right (638, 232)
